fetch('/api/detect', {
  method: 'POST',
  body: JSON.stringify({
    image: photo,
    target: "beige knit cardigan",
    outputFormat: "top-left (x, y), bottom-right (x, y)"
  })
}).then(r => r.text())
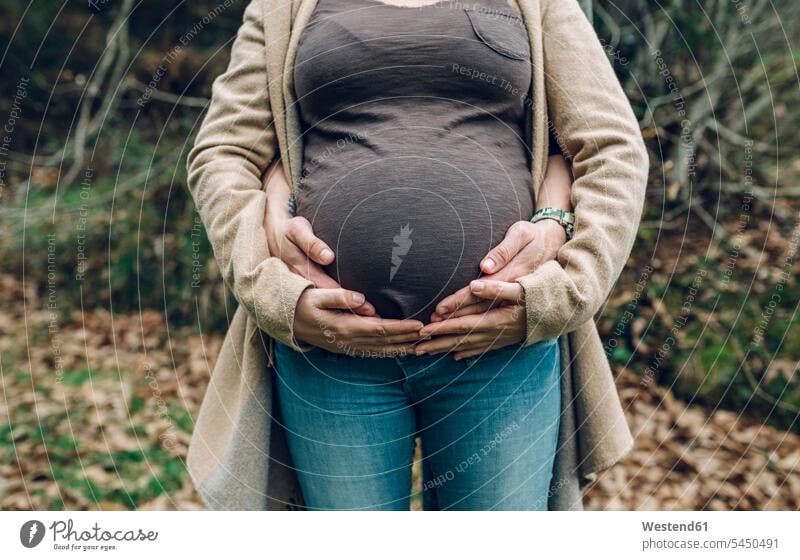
top-left (185, 0), bottom-right (649, 510)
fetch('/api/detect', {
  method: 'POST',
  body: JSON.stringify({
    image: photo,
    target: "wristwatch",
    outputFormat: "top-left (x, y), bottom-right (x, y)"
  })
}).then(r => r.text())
top-left (530, 207), bottom-right (575, 240)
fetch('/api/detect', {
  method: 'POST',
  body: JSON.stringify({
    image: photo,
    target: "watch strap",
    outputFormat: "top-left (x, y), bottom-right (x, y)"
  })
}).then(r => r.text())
top-left (530, 207), bottom-right (575, 240)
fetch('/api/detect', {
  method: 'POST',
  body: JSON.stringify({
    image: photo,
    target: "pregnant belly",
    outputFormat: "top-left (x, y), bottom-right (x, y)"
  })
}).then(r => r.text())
top-left (295, 157), bottom-right (533, 322)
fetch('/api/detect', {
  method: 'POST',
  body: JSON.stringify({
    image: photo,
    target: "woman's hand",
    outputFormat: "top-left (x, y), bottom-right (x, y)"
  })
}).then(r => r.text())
top-left (414, 280), bottom-right (526, 360)
top-left (293, 287), bottom-right (425, 357)
top-left (262, 160), bottom-right (377, 316)
top-left (431, 219), bottom-right (566, 321)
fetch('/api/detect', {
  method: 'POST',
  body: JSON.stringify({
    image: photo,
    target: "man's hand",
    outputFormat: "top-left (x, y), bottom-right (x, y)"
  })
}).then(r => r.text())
top-left (272, 214), bottom-right (339, 289)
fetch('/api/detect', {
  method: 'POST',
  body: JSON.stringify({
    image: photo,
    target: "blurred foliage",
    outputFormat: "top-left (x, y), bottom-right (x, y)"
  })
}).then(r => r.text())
top-left (0, 0), bottom-right (797, 480)
top-left (590, 0), bottom-right (800, 431)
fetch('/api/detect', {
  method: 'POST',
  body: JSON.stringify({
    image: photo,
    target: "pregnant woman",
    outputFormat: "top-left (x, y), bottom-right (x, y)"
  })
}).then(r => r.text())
top-left (185, 0), bottom-right (649, 512)
top-left (267, 0), bottom-right (576, 510)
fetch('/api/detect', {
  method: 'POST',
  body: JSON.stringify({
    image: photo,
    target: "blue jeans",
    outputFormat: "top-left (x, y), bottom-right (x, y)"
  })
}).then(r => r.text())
top-left (272, 337), bottom-right (561, 510)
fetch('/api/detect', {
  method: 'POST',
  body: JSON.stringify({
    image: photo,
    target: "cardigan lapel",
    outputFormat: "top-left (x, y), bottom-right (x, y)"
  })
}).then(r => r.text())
top-left (262, 0), bottom-right (293, 185)
top-left (515, 0), bottom-right (548, 190)
top-left (262, 0), bottom-right (320, 188)
top-left (283, 0), bottom-right (320, 187)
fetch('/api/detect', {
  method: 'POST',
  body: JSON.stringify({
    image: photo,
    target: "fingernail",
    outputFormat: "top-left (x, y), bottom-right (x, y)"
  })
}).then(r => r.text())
top-left (352, 292), bottom-right (365, 304)
top-left (482, 258), bottom-right (495, 272)
top-left (321, 249), bottom-right (334, 262)
top-left (415, 347), bottom-right (427, 356)
top-left (437, 305), bottom-right (448, 314)
top-left (471, 280), bottom-right (485, 291)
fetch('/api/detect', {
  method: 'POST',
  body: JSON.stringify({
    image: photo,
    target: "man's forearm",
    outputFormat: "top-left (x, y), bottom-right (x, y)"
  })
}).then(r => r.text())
top-left (263, 157), bottom-right (292, 217)
top-left (536, 154), bottom-right (573, 211)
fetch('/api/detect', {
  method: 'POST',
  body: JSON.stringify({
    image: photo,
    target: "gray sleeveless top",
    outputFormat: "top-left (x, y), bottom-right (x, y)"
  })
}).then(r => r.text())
top-left (293, 0), bottom-right (538, 321)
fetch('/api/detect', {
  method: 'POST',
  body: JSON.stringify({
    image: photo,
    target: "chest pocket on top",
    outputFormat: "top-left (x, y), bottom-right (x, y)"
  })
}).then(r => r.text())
top-left (464, 7), bottom-right (531, 61)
